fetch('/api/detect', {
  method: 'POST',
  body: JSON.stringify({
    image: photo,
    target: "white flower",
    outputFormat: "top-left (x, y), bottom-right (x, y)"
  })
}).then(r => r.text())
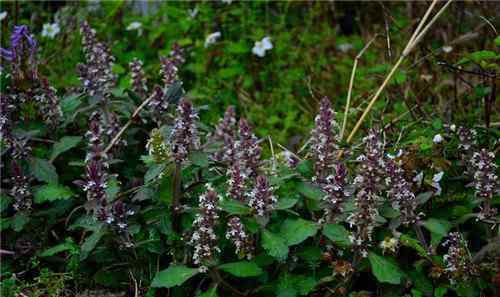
top-left (0, 11), bottom-right (7, 21)
top-left (188, 7), bottom-right (198, 19)
top-left (432, 171), bottom-right (444, 196)
top-left (450, 124), bottom-right (456, 132)
top-left (442, 46), bottom-right (453, 53)
top-left (387, 149), bottom-right (403, 159)
top-left (41, 23), bottom-right (60, 39)
top-left (221, 0), bottom-right (233, 4)
top-left (433, 134), bottom-right (444, 144)
top-left (252, 36), bottom-right (273, 57)
top-left (413, 171), bottom-right (424, 187)
top-left (126, 21), bottom-right (143, 36)
top-left (204, 31), bottom-right (221, 48)
top-left (337, 43), bottom-right (353, 53)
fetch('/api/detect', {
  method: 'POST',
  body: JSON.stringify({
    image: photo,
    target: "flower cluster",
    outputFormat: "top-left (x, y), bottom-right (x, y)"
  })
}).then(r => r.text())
top-left (147, 85), bottom-right (168, 124)
top-left (10, 160), bottom-right (32, 212)
top-left (442, 232), bottom-right (477, 283)
top-left (321, 163), bottom-right (350, 222)
top-left (457, 126), bottom-right (477, 153)
top-left (227, 163), bottom-right (247, 202)
top-left (0, 25), bottom-right (38, 81)
top-left (77, 112), bottom-right (109, 218)
top-left (310, 97), bottom-right (339, 182)
top-left (347, 129), bottom-right (385, 257)
top-left (146, 128), bottom-right (170, 163)
top-left (129, 58), bottom-right (148, 98)
top-left (212, 106), bottom-right (237, 163)
top-left (385, 157), bottom-right (420, 225)
top-left (77, 21), bottom-right (116, 99)
top-left (470, 149), bottom-right (498, 220)
top-left (248, 175), bottom-right (277, 217)
top-left (34, 78), bottom-right (62, 127)
top-left (170, 99), bottom-right (198, 163)
top-left (106, 200), bottom-right (135, 248)
top-left (189, 185), bottom-right (221, 266)
top-left (236, 119), bottom-right (261, 177)
top-left (226, 216), bottom-right (253, 259)
top-left (160, 56), bottom-right (179, 87)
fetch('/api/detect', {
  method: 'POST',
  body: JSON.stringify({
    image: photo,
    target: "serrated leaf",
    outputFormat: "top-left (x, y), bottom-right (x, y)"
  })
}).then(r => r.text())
top-left (218, 261), bottom-right (263, 277)
top-left (323, 224), bottom-right (351, 247)
top-left (50, 136), bottom-right (82, 161)
top-left (220, 199), bottom-right (251, 215)
top-left (30, 158), bottom-right (58, 184)
top-left (297, 181), bottom-right (323, 200)
top-left (280, 218), bottom-right (319, 246)
top-left (151, 265), bottom-right (200, 288)
top-left (34, 184), bottom-right (73, 203)
top-left (368, 252), bottom-right (404, 284)
top-left (262, 230), bottom-right (289, 261)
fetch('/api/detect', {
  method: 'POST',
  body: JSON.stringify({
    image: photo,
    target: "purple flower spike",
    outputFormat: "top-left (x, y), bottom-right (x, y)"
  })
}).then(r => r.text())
top-left (311, 97), bottom-right (340, 182)
top-left (226, 216), bottom-right (254, 259)
top-left (10, 160), bottom-right (32, 212)
top-left (237, 119), bottom-right (261, 177)
top-left (129, 58), bottom-right (148, 98)
top-left (321, 163), bottom-right (350, 222)
top-left (170, 99), bottom-right (198, 163)
top-left (470, 149), bottom-right (498, 220)
top-left (248, 175), bottom-right (276, 217)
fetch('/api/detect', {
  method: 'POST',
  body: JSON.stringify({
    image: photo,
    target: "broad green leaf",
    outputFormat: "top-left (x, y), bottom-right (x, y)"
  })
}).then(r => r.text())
top-left (0, 195), bottom-right (12, 212)
top-left (34, 184), bottom-right (73, 203)
top-left (145, 163), bottom-right (166, 183)
top-left (40, 240), bottom-right (77, 257)
top-left (368, 252), bottom-right (404, 284)
top-left (12, 212), bottom-right (30, 232)
top-left (423, 218), bottom-right (451, 246)
top-left (280, 218), bottom-right (319, 246)
top-left (262, 230), bottom-right (289, 261)
top-left (495, 36), bottom-right (500, 46)
top-left (323, 224), bottom-right (351, 247)
top-left (296, 181), bottom-right (323, 200)
top-left (218, 261), bottom-right (263, 277)
top-left (30, 158), bottom-right (58, 184)
top-left (277, 273), bottom-right (317, 297)
top-left (80, 229), bottom-right (105, 260)
top-left (276, 197), bottom-right (298, 210)
top-left (151, 265), bottom-right (200, 288)
top-left (220, 199), bottom-right (251, 215)
top-left (50, 136), bottom-right (82, 161)
top-left (189, 151), bottom-right (210, 167)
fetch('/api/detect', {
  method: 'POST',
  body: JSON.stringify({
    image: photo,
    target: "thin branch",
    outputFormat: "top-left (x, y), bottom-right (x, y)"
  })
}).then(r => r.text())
top-left (103, 93), bottom-right (156, 154)
top-left (340, 34), bottom-right (380, 140)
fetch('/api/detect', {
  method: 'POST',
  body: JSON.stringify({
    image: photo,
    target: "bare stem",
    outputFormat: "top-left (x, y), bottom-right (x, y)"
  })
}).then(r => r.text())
top-left (103, 93), bottom-right (156, 154)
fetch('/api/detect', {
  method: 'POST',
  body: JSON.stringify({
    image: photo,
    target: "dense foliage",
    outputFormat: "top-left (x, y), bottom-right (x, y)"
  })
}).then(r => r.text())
top-left (1, 1), bottom-right (499, 297)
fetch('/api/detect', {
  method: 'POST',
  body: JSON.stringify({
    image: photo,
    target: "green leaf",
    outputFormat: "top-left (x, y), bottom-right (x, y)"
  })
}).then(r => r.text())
top-left (151, 265), bottom-right (200, 288)
top-left (30, 158), bottom-right (58, 184)
top-left (469, 50), bottom-right (497, 63)
top-left (262, 230), bottom-right (289, 261)
top-left (80, 229), bottom-right (105, 260)
top-left (423, 218), bottom-right (451, 246)
top-left (145, 163), bottom-right (166, 183)
top-left (34, 184), bottom-right (73, 203)
top-left (323, 224), bottom-right (351, 247)
top-left (50, 136), bottom-right (82, 161)
top-left (368, 252), bottom-right (404, 284)
top-left (0, 195), bottom-right (12, 212)
top-left (280, 218), bottom-right (319, 246)
top-left (12, 212), bottom-right (29, 232)
top-left (220, 199), bottom-right (251, 215)
top-left (218, 261), bottom-right (263, 277)
top-left (198, 287), bottom-right (219, 297)
top-left (296, 181), bottom-right (323, 200)
top-left (276, 273), bottom-right (317, 297)
top-left (40, 240), bottom-right (77, 257)
top-left (495, 36), bottom-right (500, 47)
top-left (189, 151), bottom-right (210, 167)
top-left (276, 197), bottom-right (298, 210)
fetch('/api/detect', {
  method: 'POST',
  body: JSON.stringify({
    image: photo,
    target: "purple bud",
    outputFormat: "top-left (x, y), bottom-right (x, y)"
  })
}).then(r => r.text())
top-left (170, 99), bottom-right (198, 163)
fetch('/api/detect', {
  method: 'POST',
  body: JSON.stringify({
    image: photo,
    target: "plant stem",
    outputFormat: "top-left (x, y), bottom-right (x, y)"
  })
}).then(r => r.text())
top-left (172, 162), bottom-right (182, 232)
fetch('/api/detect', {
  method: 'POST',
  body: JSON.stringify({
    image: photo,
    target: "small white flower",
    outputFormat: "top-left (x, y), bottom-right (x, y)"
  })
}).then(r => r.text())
top-left (450, 124), bottom-right (456, 132)
top-left (432, 171), bottom-right (444, 196)
top-left (442, 46), bottom-right (453, 53)
top-left (387, 149), bottom-right (403, 159)
top-left (188, 7), bottom-right (198, 19)
top-left (204, 31), bottom-right (221, 48)
top-left (433, 134), bottom-right (444, 144)
top-left (126, 21), bottom-right (143, 36)
top-left (252, 36), bottom-right (273, 57)
top-left (0, 11), bottom-right (7, 21)
top-left (413, 171), bottom-right (424, 187)
top-left (337, 43), bottom-right (353, 53)
top-left (41, 23), bottom-right (60, 39)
